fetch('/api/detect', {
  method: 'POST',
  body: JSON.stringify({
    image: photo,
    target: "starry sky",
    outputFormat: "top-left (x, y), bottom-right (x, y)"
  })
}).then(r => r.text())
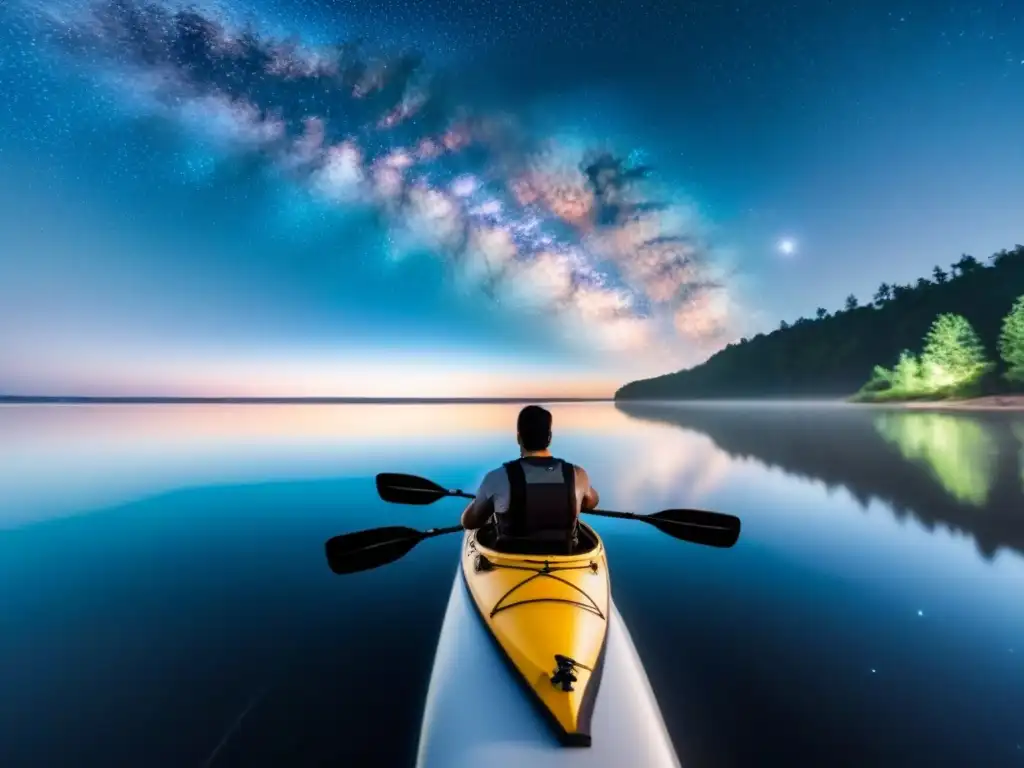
top-left (0, 0), bottom-right (1021, 397)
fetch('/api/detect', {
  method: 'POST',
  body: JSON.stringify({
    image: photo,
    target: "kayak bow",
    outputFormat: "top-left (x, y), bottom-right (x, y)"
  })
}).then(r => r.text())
top-left (461, 524), bottom-right (609, 747)
top-left (416, 537), bottom-right (681, 767)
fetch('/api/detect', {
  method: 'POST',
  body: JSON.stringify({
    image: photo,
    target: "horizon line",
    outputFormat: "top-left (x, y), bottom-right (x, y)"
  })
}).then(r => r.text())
top-left (0, 395), bottom-right (614, 404)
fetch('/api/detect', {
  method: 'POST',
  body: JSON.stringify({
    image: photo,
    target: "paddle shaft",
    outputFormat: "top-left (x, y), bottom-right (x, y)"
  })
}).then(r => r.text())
top-left (386, 483), bottom-right (474, 501)
top-left (585, 508), bottom-right (734, 531)
top-left (443, 489), bottom-right (713, 529)
top-left (328, 472), bottom-right (739, 576)
top-left (374, 471), bottom-right (739, 547)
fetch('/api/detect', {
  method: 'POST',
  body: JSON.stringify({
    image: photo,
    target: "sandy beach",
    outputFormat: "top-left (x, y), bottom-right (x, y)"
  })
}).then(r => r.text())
top-left (899, 395), bottom-right (1024, 411)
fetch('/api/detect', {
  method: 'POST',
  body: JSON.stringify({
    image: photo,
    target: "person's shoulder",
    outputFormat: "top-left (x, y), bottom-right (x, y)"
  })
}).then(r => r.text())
top-left (569, 464), bottom-right (596, 497)
top-left (480, 465), bottom-right (509, 488)
top-left (483, 465), bottom-right (507, 480)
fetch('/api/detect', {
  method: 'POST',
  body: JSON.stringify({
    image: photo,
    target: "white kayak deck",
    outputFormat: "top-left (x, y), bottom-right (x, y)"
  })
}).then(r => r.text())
top-left (415, 570), bottom-right (682, 768)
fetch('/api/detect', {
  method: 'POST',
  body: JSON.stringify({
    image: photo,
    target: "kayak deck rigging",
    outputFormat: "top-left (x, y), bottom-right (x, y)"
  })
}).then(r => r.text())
top-left (551, 655), bottom-right (592, 692)
top-left (470, 540), bottom-right (607, 621)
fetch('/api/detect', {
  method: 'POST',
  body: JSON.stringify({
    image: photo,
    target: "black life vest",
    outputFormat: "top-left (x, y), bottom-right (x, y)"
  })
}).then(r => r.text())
top-left (496, 456), bottom-right (578, 553)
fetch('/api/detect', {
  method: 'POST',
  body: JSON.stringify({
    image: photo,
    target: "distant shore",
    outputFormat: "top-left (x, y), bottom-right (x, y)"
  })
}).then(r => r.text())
top-left (891, 395), bottom-right (1024, 411)
top-left (612, 395), bottom-right (1024, 412)
top-left (847, 394), bottom-right (1024, 411)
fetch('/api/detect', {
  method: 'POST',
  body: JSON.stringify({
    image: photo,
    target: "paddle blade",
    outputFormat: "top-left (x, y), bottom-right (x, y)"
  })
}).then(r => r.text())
top-left (375, 473), bottom-right (450, 505)
top-left (325, 525), bottom-right (423, 575)
top-left (647, 509), bottom-right (741, 548)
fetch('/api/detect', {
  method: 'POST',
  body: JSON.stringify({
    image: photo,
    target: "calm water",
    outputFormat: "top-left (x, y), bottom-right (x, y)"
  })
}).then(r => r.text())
top-left (1, 401), bottom-right (1023, 767)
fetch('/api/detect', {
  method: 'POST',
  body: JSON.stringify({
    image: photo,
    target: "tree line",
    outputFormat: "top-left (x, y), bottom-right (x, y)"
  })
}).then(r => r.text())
top-left (615, 244), bottom-right (1024, 400)
top-left (855, 298), bottom-right (1024, 401)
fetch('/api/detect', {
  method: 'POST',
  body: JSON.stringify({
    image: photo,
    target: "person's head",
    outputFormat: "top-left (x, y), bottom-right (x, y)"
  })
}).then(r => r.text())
top-left (517, 405), bottom-right (552, 453)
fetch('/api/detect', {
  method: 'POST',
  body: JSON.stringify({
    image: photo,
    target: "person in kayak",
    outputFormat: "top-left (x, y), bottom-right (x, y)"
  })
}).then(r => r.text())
top-left (460, 405), bottom-right (600, 554)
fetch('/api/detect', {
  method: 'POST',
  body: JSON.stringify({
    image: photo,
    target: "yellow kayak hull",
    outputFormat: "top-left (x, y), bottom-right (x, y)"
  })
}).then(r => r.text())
top-left (460, 523), bottom-right (610, 746)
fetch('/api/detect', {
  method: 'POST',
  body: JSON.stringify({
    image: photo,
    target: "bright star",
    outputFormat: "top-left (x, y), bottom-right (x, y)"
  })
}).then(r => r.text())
top-left (777, 238), bottom-right (796, 256)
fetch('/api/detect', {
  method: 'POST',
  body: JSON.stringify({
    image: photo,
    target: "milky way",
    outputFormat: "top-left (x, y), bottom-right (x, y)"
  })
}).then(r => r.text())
top-left (26, 0), bottom-right (736, 362)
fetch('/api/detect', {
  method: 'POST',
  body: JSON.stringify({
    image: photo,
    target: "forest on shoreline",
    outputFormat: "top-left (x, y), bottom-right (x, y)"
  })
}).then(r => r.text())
top-left (615, 244), bottom-right (1024, 401)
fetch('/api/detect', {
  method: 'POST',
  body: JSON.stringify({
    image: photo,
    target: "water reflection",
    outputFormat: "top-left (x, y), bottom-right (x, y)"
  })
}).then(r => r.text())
top-left (615, 401), bottom-right (1024, 559)
top-left (873, 412), bottom-right (997, 506)
top-left (607, 423), bottom-right (733, 509)
top-left (1014, 422), bottom-right (1024, 491)
top-left (0, 402), bottom-right (627, 529)
top-left (2, 403), bottom-right (1023, 768)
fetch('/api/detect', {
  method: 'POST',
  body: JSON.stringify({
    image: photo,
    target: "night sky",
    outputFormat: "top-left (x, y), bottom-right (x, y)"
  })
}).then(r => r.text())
top-left (1, 0), bottom-right (1021, 397)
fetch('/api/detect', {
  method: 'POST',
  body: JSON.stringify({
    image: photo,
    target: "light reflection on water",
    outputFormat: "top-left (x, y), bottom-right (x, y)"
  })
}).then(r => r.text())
top-left (874, 412), bottom-right (998, 506)
top-left (1014, 422), bottom-right (1024, 490)
top-left (1, 402), bottom-right (1022, 767)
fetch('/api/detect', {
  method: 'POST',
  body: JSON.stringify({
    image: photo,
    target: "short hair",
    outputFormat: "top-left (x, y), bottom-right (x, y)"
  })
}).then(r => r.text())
top-left (517, 405), bottom-right (552, 451)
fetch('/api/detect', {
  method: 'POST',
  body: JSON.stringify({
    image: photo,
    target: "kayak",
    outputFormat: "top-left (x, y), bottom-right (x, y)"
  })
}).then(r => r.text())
top-left (325, 471), bottom-right (739, 765)
top-left (415, 522), bottom-right (681, 767)
top-left (462, 522), bottom-right (609, 745)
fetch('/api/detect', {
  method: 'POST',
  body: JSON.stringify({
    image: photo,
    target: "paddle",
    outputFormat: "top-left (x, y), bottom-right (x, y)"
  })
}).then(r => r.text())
top-left (375, 472), bottom-right (741, 549)
top-left (325, 524), bottom-right (463, 575)
top-left (324, 472), bottom-right (742, 575)
top-left (582, 507), bottom-right (741, 548)
top-left (375, 473), bottom-right (474, 505)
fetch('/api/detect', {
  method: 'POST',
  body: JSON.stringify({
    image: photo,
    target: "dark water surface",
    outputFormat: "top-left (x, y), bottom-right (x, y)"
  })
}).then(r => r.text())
top-left (1, 402), bottom-right (1022, 767)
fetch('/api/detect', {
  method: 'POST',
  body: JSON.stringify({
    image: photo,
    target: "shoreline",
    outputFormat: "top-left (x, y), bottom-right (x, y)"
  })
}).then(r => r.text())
top-left (849, 394), bottom-right (1024, 411)
top-left (889, 395), bottom-right (1024, 411)
top-left (614, 395), bottom-right (1024, 411)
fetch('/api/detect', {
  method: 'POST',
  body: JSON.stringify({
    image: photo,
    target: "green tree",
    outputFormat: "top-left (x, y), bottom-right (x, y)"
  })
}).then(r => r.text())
top-left (998, 295), bottom-right (1024, 381)
top-left (892, 350), bottom-right (921, 391)
top-left (844, 294), bottom-right (859, 311)
top-left (858, 364), bottom-right (894, 395)
top-left (932, 266), bottom-right (948, 283)
top-left (920, 313), bottom-right (989, 388)
top-left (815, 307), bottom-right (828, 320)
top-left (871, 365), bottom-right (893, 384)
